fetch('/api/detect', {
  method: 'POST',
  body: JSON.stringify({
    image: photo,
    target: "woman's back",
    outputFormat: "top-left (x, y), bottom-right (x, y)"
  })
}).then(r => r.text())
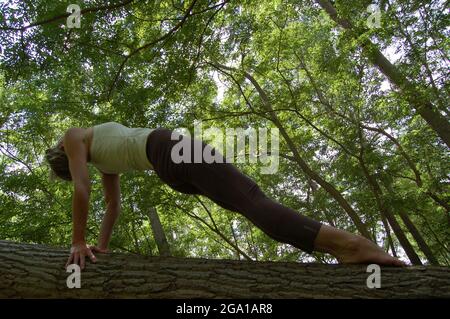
top-left (90, 122), bottom-right (154, 174)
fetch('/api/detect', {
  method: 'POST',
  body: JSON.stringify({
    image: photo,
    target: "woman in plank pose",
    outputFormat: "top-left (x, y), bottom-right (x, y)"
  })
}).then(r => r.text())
top-left (46, 122), bottom-right (405, 269)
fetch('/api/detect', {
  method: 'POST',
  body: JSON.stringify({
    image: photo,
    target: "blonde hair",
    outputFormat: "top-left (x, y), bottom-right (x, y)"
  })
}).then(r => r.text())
top-left (45, 137), bottom-right (72, 181)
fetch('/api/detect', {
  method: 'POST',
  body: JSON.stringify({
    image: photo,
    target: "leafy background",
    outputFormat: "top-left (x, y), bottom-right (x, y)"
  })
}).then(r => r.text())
top-left (0, 0), bottom-right (448, 265)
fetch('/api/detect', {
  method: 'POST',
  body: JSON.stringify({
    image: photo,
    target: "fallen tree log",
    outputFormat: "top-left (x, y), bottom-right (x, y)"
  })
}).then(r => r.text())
top-left (0, 240), bottom-right (449, 298)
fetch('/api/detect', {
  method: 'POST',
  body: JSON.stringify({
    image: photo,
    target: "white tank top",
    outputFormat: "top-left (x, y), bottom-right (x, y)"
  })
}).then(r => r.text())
top-left (90, 122), bottom-right (154, 174)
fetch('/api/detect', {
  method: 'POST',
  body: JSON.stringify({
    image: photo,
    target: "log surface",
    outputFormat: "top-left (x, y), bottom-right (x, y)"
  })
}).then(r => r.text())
top-left (0, 240), bottom-right (449, 298)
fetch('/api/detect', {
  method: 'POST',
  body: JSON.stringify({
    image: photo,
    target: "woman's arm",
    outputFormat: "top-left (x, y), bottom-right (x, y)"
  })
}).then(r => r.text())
top-left (96, 173), bottom-right (121, 250)
top-left (64, 128), bottom-right (97, 269)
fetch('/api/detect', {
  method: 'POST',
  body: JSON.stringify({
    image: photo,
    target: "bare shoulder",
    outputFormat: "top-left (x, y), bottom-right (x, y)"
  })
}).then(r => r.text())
top-left (64, 127), bottom-right (85, 139)
top-left (63, 128), bottom-right (88, 158)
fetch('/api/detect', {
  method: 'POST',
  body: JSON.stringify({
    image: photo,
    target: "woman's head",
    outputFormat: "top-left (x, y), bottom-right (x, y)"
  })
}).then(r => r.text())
top-left (45, 137), bottom-right (72, 181)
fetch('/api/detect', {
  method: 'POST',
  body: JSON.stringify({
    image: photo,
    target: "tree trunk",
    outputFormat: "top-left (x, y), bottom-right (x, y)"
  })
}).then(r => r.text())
top-left (1, 240), bottom-right (449, 298)
top-left (380, 214), bottom-right (397, 258)
top-left (381, 183), bottom-right (440, 265)
top-left (357, 131), bottom-right (422, 265)
top-left (398, 210), bottom-right (440, 265)
top-left (147, 207), bottom-right (171, 257)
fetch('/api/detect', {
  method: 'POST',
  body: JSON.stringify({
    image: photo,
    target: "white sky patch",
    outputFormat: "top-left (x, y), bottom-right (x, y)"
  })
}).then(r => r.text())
top-left (380, 79), bottom-right (391, 92)
top-left (82, 61), bottom-right (93, 71)
top-left (382, 44), bottom-right (404, 64)
top-left (212, 70), bottom-right (226, 103)
top-left (0, 0), bottom-right (17, 7)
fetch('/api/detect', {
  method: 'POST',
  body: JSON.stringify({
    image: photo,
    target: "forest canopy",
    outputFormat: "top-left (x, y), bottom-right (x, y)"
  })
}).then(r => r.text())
top-left (0, 0), bottom-right (448, 266)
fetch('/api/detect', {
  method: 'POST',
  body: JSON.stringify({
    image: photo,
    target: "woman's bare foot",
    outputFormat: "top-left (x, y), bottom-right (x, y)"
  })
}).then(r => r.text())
top-left (314, 224), bottom-right (407, 266)
top-left (332, 235), bottom-right (406, 266)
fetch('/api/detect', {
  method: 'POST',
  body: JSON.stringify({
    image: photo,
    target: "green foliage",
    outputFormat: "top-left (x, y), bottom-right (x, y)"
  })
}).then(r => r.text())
top-left (0, 0), bottom-right (448, 265)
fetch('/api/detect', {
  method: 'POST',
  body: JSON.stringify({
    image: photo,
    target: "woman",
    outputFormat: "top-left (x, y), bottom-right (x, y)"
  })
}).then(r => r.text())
top-left (46, 122), bottom-right (404, 269)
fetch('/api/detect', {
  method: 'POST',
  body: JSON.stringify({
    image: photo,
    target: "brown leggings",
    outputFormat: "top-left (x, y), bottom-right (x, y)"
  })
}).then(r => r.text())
top-left (146, 128), bottom-right (322, 253)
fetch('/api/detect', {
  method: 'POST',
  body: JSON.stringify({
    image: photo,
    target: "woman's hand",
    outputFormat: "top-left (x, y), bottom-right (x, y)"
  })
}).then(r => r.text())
top-left (65, 241), bottom-right (97, 270)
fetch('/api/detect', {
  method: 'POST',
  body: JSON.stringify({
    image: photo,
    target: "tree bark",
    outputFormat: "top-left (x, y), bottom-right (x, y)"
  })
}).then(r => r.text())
top-left (1, 240), bottom-right (449, 298)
